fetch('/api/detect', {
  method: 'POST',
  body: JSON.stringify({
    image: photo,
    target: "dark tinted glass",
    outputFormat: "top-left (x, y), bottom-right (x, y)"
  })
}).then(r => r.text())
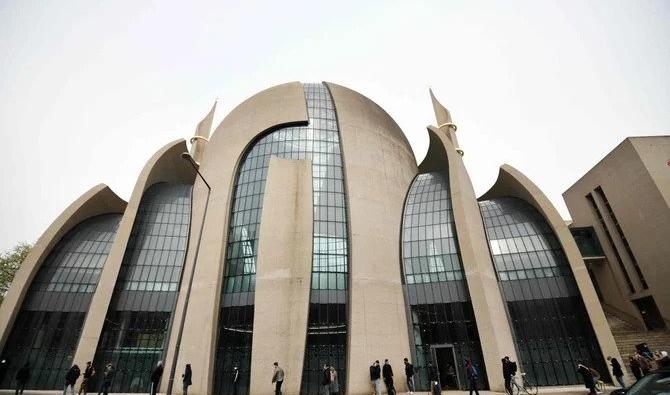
top-left (0, 214), bottom-right (121, 389)
top-left (214, 83), bottom-right (349, 395)
top-left (92, 183), bottom-right (192, 393)
top-left (401, 172), bottom-right (487, 391)
top-left (479, 197), bottom-right (608, 386)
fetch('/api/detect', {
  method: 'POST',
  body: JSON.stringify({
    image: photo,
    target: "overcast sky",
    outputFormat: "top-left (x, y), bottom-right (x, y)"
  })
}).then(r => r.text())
top-left (1, 0), bottom-right (668, 251)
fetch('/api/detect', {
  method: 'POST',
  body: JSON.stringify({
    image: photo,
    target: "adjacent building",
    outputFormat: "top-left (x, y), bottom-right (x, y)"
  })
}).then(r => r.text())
top-left (0, 82), bottom-right (622, 394)
top-left (564, 136), bottom-right (670, 332)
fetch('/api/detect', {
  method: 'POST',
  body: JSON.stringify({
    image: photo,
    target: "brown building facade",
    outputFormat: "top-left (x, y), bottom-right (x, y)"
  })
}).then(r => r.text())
top-left (564, 136), bottom-right (670, 332)
top-left (0, 82), bottom-right (622, 394)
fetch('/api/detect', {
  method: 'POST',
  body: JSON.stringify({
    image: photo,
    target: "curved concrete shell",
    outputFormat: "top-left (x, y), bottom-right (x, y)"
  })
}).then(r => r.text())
top-left (0, 184), bottom-right (126, 352)
top-left (73, 139), bottom-right (195, 366)
top-left (479, 164), bottom-right (625, 381)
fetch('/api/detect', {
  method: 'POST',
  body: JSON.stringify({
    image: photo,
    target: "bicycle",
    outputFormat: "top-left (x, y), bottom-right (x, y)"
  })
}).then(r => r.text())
top-left (512, 373), bottom-right (538, 395)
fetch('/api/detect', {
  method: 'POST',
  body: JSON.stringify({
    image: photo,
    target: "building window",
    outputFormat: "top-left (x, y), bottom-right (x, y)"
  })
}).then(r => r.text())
top-left (92, 183), bottom-right (192, 393)
top-left (585, 193), bottom-right (635, 293)
top-left (213, 83), bottom-right (349, 395)
top-left (479, 198), bottom-right (608, 386)
top-left (593, 186), bottom-right (648, 289)
top-left (401, 172), bottom-right (487, 391)
top-left (570, 227), bottom-right (604, 258)
top-left (0, 214), bottom-right (121, 389)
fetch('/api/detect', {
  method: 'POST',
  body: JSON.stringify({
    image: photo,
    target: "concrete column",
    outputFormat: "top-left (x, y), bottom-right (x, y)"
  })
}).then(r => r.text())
top-left (248, 157), bottom-right (313, 395)
top-left (426, 126), bottom-right (518, 392)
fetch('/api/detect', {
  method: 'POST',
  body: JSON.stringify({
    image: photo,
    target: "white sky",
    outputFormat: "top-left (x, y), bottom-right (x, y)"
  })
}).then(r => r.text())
top-left (1, 0), bottom-right (668, 251)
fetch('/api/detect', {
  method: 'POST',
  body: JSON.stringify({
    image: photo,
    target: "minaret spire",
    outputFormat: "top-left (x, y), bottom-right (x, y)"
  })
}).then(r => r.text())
top-left (429, 88), bottom-right (462, 155)
top-left (190, 100), bottom-right (217, 162)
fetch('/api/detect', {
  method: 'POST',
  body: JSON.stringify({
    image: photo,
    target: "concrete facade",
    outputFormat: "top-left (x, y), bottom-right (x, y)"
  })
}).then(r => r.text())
top-left (0, 81), bottom-right (627, 395)
top-left (563, 136), bottom-right (670, 330)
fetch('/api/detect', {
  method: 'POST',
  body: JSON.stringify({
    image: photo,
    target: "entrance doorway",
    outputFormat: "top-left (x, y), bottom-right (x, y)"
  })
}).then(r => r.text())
top-left (431, 344), bottom-right (460, 390)
top-left (633, 296), bottom-right (667, 330)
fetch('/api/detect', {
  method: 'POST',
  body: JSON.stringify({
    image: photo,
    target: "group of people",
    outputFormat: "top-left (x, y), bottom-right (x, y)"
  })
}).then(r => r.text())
top-left (10, 360), bottom-right (192, 395)
top-left (628, 346), bottom-right (670, 381)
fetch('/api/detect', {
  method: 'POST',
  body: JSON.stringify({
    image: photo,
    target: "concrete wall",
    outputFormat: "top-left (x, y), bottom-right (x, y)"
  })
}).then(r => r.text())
top-left (483, 164), bottom-right (626, 381)
top-left (564, 136), bottom-right (670, 328)
top-left (421, 125), bottom-right (518, 392)
top-left (326, 82), bottom-right (417, 395)
top-left (73, 139), bottom-right (195, 366)
top-left (249, 158), bottom-right (313, 395)
top-left (162, 82), bottom-right (309, 395)
top-left (0, 184), bottom-right (126, 352)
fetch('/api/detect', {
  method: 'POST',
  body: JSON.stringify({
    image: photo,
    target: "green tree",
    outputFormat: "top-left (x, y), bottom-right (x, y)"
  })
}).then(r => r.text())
top-left (0, 242), bottom-right (32, 304)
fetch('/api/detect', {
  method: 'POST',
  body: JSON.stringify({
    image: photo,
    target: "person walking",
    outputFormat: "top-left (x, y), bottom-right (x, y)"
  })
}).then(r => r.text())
top-left (629, 356), bottom-right (642, 381)
top-left (607, 357), bottom-right (625, 388)
top-left (63, 364), bottom-right (81, 395)
top-left (328, 365), bottom-right (339, 395)
top-left (79, 361), bottom-right (95, 395)
top-left (466, 360), bottom-right (480, 395)
top-left (150, 361), bottom-right (163, 395)
top-left (231, 366), bottom-right (240, 395)
top-left (182, 364), bottom-right (192, 395)
top-left (427, 361), bottom-right (439, 394)
top-left (577, 361), bottom-right (596, 395)
top-left (382, 359), bottom-right (395, 395)
top-left (369, 360), bottom-right (382, 395)
top-left (502, 356), bottom-right (517, 395)
top-left (403, 358), bottom-right (415, 395)
top-left (321, 364), bottom-right (331, 395)
top-left (97, 363), bottom-right (114, 395)
top-left (15, 363), bottom-right (29, 395)
top-left (272, 362), bottom-right (284, 395)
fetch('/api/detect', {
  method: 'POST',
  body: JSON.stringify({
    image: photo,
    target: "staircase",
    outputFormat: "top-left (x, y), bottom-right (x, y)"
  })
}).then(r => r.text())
top-left (606, 311), bottom-right (670, 375)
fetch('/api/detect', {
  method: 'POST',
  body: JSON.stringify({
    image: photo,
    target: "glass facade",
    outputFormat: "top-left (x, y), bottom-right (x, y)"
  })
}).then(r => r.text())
top-left (401, 172), bottom-right (487, 391)
top-left (214, 83), bottom-right (349, 395)
top-left (92, 183), bottom-right (192, 393)
top-left (0, 214), bottom-right (121, 389)
top-left (478, 197), bottom-right (608, 386)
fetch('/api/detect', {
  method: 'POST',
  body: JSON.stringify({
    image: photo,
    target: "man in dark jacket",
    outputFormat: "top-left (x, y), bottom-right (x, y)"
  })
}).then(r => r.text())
top-left (502, 356), bottom-right (517, 395)
top-left (607, 356), bottom-right (625, 388)
top-left (15, 363), bottom-right (29, 395)
top-left (98, 363), bottom-right (114, 395)
top-left (577, 361), bottom-right (596, 395)
top-left (64, 364), bottom-right (81, 395)
top-left (370, 361), bottom-right (381, 395)
top-left (403, 358), bottom-right (415, 394)
top-left (150, 361), bottom-right (164, 395)
top-left (79, 361), bottom-right (95, 395)
top-left (466, 360), bottom-right (479, 395)
top-left (382, 359), bottom-right (395, 395)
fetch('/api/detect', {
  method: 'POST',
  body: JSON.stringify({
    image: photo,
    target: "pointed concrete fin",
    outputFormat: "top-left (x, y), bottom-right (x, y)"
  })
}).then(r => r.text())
top-left (194, 100), bottom-right (217, 139)
top-left (429, 88), bottom-right (453, 127)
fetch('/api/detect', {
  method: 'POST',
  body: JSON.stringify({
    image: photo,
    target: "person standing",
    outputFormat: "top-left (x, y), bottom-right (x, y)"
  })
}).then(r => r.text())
top-left (427, 361), bottom-right (439, 394)
top-left (382, 359), bottom-right (395, 395)
top-left (466, 360), bottom-right (480, 395)
top-left (403, 358), bottom-right (415, 395)
top-left (607, 357), bottom-right (625, 388)
top-left (182, 364), bottom-right (192, 395)
top-left (79, 361), bottom-right (95, 395)
top-left (369, 360), bottom-right (382, 395)
top-left (577, 361), bottom-right (596, 395)
top-left (629, 356), bottom-right (642, 381)
top-left (272, 362), bottom-right (284, 395)
top-left (502, 356), bottom-right (517, 395)
top-left (231, 366), bottom-right (240, 395)
top-left (63, 364), bottom-right (81, 395)
top-left (97, 363), bottom-right (114, 395)
top-left (321, 364), bottom-right (331, 395)
top-left (328, 365), bottom-right (339, 395)
top-left (150, 361), bottom-right (163, 395)
top-left (15, 363), bottom-right (29, 395)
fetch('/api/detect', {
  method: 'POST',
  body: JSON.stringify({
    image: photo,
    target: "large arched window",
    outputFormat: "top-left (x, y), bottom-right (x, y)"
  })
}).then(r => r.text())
top-left (214, 83), bottom-right (349, 395)
top-left (478, 197), bottom-right (607, 385)
top-left (400, 172), bottom-right (487, 391)
top-left (0, 214), bottom-right (121, 389)
top-left (93, 183), bottom-right (192, 393)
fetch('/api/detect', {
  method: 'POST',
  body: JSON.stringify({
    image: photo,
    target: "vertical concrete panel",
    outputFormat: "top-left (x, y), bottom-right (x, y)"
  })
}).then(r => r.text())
top-left (424, 126), bottom-right (517, 392)
top-left (326, 83), bottom-right (417, 395)
top-left (248, 158), bottom-right (313, 395)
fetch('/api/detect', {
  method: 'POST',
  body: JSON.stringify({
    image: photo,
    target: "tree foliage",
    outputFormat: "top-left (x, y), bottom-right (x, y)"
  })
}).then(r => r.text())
top-left (0, 242), bottom-right (32, 304)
